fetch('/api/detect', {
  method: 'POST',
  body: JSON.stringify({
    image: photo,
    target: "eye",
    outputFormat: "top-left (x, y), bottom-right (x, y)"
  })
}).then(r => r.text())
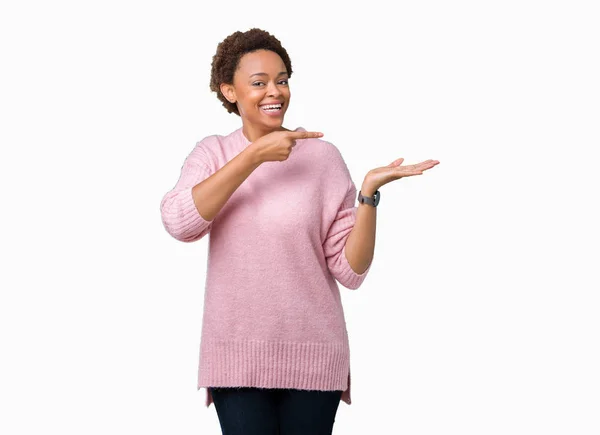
top-left (252, 80), bottom-right (289, 86)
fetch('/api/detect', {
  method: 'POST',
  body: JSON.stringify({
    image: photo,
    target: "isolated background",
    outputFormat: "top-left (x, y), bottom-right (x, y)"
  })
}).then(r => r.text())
top-left (1, 0), bottom-right (598, 433)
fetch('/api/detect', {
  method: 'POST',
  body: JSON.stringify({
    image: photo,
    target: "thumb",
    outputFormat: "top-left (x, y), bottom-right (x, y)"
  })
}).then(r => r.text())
top-left (387, 158), bottom-right (404, 167)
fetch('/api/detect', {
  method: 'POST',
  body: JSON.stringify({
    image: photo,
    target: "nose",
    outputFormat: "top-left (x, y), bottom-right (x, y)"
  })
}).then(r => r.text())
top-left (266, 80), bottom-right (282, 98)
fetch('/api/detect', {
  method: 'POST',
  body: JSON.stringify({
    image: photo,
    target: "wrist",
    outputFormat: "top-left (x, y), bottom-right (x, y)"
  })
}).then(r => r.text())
top-left (360, 182), bottom-right (378, 197)
top-left (243, 144), bottom-right (264, 167)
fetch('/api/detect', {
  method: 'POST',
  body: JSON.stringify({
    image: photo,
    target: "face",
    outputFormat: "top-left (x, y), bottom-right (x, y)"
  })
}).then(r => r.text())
top-left (221, 49), bottom-right (290, 133)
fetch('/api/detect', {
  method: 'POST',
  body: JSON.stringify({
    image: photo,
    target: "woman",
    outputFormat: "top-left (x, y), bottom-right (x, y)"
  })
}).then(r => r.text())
top-left (160, 28), bottom-right (439, 435)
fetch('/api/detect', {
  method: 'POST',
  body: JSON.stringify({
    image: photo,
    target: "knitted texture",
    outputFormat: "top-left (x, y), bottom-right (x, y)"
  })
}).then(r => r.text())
top-left (160, 127), bottom-right (372, 408)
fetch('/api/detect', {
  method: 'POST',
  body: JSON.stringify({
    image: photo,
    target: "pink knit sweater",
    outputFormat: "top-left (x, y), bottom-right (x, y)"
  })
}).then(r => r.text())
top-left (160, 126), bottom-right (372, 408)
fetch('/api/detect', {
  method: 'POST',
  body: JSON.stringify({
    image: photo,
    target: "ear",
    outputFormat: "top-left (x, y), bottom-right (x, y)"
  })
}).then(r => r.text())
top-left (220, 83), bottom-right (236, 104)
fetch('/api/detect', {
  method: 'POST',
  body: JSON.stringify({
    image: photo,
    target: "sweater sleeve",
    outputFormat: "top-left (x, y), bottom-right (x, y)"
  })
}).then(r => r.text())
top-left (322, 178), bottom-right (373, 290)
top-left (160, 144), bottom-right (215, 243)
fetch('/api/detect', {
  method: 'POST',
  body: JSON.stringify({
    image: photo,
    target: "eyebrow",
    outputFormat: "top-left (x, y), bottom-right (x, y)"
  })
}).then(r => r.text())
top-left (249, 71), bottom-right (288, 78)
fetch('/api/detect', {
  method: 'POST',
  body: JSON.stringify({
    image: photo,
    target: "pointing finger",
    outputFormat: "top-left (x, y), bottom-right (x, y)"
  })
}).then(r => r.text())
top-left (287, 131), bottom-right (324, 139)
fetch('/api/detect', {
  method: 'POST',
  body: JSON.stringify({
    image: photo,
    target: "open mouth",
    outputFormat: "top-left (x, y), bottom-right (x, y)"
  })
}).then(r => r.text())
top-left (259, 103), bottom-right (283, 115)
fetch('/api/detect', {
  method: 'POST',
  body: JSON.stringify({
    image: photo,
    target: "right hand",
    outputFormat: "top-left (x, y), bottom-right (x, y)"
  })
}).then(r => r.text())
top-left (250, 129), bottom-right (324, 163)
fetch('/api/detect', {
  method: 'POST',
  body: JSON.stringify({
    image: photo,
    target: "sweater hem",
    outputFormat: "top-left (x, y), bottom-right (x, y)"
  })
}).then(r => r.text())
top-left (197, 338), bottom-right (352, 408)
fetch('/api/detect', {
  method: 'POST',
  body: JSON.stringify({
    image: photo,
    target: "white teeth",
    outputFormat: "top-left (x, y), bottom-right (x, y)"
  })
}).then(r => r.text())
top-left (261, 104), bottom-right (282, 110)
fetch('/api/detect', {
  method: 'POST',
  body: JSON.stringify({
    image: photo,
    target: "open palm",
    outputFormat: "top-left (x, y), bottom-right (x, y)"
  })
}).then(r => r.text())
top-left (365, 158), bottom-right (440, 190)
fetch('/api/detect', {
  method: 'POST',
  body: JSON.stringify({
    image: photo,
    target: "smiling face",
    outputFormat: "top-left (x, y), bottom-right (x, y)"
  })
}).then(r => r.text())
top-left (220, 49), bottom-right (291, 141)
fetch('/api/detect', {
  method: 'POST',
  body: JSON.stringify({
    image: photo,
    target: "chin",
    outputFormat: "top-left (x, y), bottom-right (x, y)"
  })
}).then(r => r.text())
top-left (266, 117), bottom-right (284, 127)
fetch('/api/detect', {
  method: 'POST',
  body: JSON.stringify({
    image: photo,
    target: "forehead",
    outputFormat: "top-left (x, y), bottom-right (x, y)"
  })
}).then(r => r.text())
top-left (236, 49), bottom-right (286, 76)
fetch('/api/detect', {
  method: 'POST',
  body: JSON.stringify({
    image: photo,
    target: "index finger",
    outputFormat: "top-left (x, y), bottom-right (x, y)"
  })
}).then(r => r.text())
top-left (286, 131), bottom-right (324, 139)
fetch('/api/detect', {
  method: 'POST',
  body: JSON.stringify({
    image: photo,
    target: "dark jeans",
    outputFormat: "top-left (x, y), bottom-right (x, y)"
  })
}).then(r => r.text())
top-left (208, 387), bottom-right (343, 435)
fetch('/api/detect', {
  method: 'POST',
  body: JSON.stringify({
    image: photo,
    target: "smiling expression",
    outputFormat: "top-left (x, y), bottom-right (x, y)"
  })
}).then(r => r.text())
top-left (220, 49), bottom-right (291, 137)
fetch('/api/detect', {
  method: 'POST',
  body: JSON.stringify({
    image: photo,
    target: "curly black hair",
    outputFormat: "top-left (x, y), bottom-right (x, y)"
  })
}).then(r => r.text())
top-left (210, 28), bottom-right (293, 116)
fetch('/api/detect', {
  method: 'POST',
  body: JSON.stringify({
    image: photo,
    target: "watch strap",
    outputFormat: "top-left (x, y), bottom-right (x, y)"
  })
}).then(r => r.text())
top-left (358, 189), bottom-right (380, 207)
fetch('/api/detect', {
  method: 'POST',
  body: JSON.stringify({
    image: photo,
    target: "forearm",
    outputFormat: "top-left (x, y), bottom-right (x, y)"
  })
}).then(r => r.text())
top-left (192, 147), bottom-right (262, 221)
top-left (344, 182), bottom-right (377, 274)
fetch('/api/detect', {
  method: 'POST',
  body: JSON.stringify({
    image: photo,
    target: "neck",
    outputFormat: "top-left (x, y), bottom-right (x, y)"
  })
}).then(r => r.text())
top-left (242, 121), bottom-right (287, 143)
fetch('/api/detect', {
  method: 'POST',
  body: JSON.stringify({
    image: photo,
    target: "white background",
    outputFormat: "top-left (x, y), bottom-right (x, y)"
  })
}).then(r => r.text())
top-left (1, 0), bottom-right (599, 433)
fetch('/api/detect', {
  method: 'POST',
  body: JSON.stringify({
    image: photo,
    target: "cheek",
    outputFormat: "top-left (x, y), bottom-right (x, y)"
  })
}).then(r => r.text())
top-left (247, 92), bottom-right (266, 108)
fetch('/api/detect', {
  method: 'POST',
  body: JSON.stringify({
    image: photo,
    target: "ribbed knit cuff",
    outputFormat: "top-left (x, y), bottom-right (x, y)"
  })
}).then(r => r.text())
top-left (161, 186), bottom-right (213, 242)
top-left (340, 243), bottom-right (372, 289)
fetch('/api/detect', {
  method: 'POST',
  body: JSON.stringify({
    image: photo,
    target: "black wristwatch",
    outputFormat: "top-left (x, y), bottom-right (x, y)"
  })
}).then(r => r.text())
top-left (357, 189), bottom-right (380, 207)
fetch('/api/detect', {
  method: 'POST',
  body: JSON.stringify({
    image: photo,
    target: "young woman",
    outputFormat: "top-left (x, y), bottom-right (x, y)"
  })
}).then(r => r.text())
top-left (160, 27), bottom-right (439, 435)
